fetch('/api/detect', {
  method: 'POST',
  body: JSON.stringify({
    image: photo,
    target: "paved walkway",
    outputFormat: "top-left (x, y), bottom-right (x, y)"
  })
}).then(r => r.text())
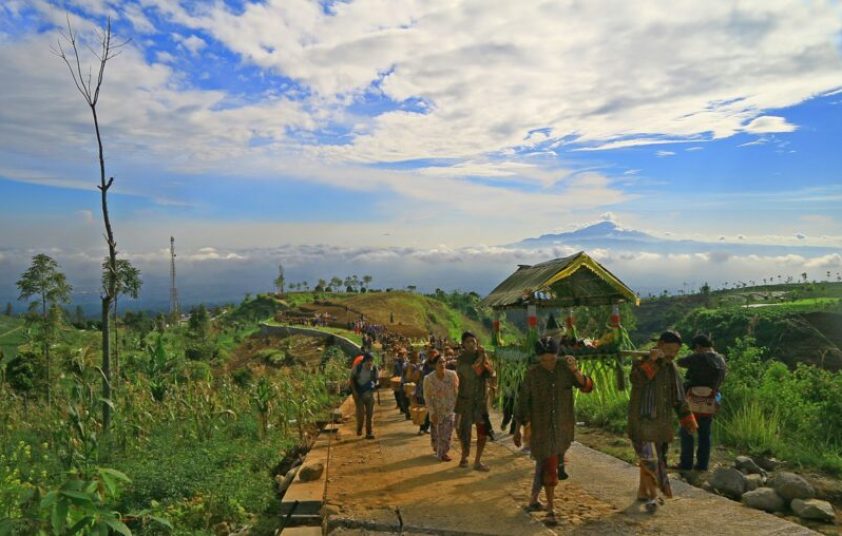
top-left (323, 395), bottom-right (816, 535)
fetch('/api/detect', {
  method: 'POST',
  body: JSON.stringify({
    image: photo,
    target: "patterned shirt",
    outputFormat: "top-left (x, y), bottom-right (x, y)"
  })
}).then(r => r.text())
top-left (516, 362), bottom-right (593, 461)
top-left (423, 369), bottom-right (459, 420)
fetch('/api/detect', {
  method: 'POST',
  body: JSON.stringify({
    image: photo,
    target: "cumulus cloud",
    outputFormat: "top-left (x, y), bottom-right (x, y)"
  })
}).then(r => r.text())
top-left (743, 115), bottom-right (797, 134)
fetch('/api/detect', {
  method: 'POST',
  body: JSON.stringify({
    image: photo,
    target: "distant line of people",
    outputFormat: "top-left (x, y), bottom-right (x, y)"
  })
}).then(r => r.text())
top-left (348, 326), bottom-right (726, 525)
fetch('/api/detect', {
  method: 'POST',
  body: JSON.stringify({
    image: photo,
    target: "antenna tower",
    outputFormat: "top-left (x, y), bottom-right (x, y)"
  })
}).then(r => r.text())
top-left (169, 236), bottom-right (180, 320)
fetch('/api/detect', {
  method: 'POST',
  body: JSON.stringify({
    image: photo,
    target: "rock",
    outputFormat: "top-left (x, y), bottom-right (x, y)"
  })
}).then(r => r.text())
top-left (791, 499), bottom-right (835, 523)
top-left (710, 467), bottom-right (748, 499)
top-left (735, 456), bottom-right (766, 476)
top-left (741, 487), bottom-right (785, 513)
top-left (701, 481), bottom-right (714, 492)
top-left (745, 474), bottom-right (765, 491)
top-left (770, 472), bottom-right (815, 501)
top-left (755, 456), bottom-right (784, 472)
top-left (276, 467), bottom-right (298, 494)
top-left (298, 461), bottom-right (325, 482)
top-left (212, 522), bottom-right (230, 536)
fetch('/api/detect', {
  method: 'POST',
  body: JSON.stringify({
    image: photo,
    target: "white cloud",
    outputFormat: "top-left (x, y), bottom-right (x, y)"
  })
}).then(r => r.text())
top-left (138, 0), bottom-right (841, 163)
top-left (173, 33), bottom-right (206, 55)
top-left (655, 150), bottom-right (676, 157)
top-left (743, 115), bottom-right (797, 134)
top-left (686, 146), bottom-right (704, 152)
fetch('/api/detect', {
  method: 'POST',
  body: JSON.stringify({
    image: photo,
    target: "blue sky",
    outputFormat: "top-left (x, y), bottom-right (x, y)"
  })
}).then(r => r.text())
top-left (1, 0), bottom-right (841, 306)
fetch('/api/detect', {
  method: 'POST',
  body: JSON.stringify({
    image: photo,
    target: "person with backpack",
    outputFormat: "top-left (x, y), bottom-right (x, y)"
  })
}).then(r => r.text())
top-left (350, 352), bottom-right (379, 439)
top-left (677, 334), bottom-right (727, 472)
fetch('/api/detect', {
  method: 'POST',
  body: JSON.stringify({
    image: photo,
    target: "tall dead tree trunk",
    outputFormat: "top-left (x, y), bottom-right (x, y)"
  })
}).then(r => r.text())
top-left (55, 16), bottom-right (127, 432)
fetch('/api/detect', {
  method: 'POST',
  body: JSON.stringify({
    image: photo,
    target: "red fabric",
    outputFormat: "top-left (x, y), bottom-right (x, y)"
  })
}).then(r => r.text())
top-left (680, 413), bottom-right (698, 430)
top-left (580, 376), bottom-right (595, 393)
top-left (639, 361), bottom-right (657, 380)
top-left (527, 316), bottom-right (538, 327)
top-left (352, 355), bottom-right (364, 367)
top-left (542, 455), bottom-right (560, 487)
top-left (492, 320), bottom-right (500, 332)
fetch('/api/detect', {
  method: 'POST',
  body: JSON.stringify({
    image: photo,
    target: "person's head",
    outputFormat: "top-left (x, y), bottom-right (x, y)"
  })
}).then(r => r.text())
top-left (398, 347), bottom-right (408, 359)
top-left (534, 337), bottom-right (559, 370)
top-left (691, 334), bottom-right (713, 352)
top-left (656, 330), bottom-right (682, 359)
top-left (428, 351), bottom-right (444, 373)
top-left (461, 331), bottom-right (478, 352)
top-left (362, 352), bottom-right (375, 368)
top-left (409, 349), bottom-right (420, 363)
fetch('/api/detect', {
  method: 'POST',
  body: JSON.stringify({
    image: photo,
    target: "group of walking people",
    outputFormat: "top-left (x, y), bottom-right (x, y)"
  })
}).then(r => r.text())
top-left (349, 327), bottom-right (726, 526)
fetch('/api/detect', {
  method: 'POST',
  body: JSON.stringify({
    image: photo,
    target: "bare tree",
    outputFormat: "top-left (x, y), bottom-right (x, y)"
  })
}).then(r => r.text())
top-left (54, 16), bottom-right (128, 431)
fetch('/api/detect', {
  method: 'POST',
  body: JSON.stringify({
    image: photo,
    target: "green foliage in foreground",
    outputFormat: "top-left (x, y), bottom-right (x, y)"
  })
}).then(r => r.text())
top-left (0, 319), bottom-right (350, 535)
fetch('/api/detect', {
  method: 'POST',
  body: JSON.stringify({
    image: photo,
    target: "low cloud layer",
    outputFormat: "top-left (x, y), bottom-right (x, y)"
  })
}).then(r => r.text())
top-left (2, 242), bottom-right (839, 312)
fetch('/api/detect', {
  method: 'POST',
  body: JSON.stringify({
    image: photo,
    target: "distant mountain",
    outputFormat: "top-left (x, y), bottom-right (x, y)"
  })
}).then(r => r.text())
top-left (511, 221), bottom-right (839, 256)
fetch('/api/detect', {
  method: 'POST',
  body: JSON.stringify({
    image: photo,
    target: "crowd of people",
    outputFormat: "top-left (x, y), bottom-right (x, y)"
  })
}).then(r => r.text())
top-left (347, 327), bottom-right (727, 526)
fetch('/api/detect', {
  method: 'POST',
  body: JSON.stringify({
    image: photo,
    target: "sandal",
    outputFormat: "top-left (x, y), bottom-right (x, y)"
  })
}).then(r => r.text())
top-left (458, 459), bottom-right (469, 468)
top-left (524, 501), bottom-right (544, 513)
top-left (645, 499), bottom-right (658, 514)
top-left (473, 462), bottom-right (490, 472)
top-left (543, 512), bottom-right (558, 527)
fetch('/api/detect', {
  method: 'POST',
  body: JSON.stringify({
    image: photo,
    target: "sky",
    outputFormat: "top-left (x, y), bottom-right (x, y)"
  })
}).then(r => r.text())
top-left (1, 0), bottom-right (841, 309)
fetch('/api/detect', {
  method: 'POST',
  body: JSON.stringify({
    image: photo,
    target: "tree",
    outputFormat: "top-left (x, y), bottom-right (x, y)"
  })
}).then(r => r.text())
top-left (103, 258), bottom-right (141, 383)
top-left (4, 302), bottom-right (12, 316)
top-left (188, 304), bottom-right (210, 340)
top-left (74, 305), bottom-right (85, 326)
top-left (362, 275), bottom-right (373, 290)
top-left (16, 253), bottom-right (72, 401)
top-left (274, 264), bottom-right (285, 294)
top-left (801, 272), bottom-right (808, 283)
top-left (55, 16), bottom-right (128, 430)
top-left (330, 276), bottom-right (343, 291)
top-left (699, 282), bottom-right (711, 307)
top-left (315, 279), bottom-right (327, 292)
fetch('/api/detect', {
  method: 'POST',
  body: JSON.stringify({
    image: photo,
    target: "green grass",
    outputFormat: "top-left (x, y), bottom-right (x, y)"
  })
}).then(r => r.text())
top-left (0, 317), bottom-right (26, 356)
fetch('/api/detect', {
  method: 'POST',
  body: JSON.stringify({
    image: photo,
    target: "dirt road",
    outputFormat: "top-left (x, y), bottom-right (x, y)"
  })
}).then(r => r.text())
top-left (323, 396), bottom-right (816, 535)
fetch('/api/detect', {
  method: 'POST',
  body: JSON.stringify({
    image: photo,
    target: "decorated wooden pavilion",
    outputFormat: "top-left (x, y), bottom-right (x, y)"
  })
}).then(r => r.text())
top-left (482, 251), bottom-right (640, 397)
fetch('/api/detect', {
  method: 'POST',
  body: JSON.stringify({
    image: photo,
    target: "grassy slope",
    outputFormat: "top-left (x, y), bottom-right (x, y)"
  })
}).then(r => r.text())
top-left (631, 283), bottom-right (842, 369)
top-left (276, 291), bottom-right (490, 342)
top-left (0, 316), bottom-right (25, 357)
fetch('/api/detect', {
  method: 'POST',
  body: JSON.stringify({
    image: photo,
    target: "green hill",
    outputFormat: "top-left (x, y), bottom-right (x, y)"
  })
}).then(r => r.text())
top-left (254, 290), bottom-right (496, 342)
top-left (631, 283), bottom-right (842, 370)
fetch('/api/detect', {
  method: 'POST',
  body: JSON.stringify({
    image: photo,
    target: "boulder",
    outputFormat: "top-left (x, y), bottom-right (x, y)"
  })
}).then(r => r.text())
top-left (741, 487), bottom-right (785, 513)
top-left (276, 467), bottom-right (298, 494)
top-left (745, 474), bottom-right (764, 492)
top-left (710, 467), bottom-right (748, 499)
top-left (770, 472), bottom-right (815, 501)
top-left (735, 456), bottom-right (766, 476)
top-left (298, 462), bottom-right (325, 482)
top-left (756, 456), bottom-right (784, 472)
top-left (791, 499), bottom-right (835, 523)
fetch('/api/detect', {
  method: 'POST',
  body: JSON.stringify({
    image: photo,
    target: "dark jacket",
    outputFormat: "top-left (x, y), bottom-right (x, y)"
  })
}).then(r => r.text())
top-left (677, 351), bottom-right (727, 391)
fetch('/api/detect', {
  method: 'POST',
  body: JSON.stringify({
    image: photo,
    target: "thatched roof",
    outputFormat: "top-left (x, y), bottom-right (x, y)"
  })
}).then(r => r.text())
top-left (481, 251), bottom-right (639, 309)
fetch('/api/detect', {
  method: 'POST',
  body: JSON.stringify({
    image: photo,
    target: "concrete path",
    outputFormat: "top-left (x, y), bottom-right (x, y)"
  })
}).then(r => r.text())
top-left (323, 395), bottom-right (816, 535)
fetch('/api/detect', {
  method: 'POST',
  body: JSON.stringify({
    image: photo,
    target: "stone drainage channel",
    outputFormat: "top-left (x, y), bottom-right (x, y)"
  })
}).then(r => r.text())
top-left (276, 397), bottom-right (351, 536)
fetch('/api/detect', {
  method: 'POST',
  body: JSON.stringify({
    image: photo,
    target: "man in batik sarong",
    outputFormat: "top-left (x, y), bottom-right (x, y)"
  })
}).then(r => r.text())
top-left (627, 330), bottom-right (698, 514)
top-left (514, 337), bottom-right (594, 527)
top-left (423, 352), bottom-right (459, 461)
top-left (455, 332), bottom-right (494, 470)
